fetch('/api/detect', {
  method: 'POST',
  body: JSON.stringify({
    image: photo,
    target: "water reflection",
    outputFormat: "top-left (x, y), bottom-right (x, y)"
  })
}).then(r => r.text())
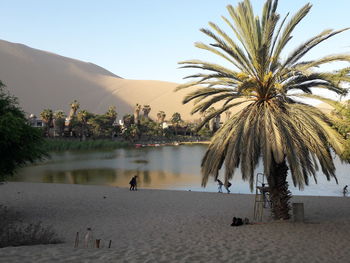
top-left (12, 145), bottom-right (350, 196)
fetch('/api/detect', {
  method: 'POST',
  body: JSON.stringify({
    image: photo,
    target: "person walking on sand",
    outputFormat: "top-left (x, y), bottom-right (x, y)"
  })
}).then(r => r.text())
top-left (225, 181), bottom-right (232, 194)
top-left (343, 185), bottom-right (348, 196)
top-left (217, 179), bottom-right (223, 193)
top-left (129, 175), bottom-right (138, 191)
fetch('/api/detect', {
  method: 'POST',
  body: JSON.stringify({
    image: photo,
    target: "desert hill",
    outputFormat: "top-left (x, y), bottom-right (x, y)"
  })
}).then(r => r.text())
top-left (0, 39), bottom-right (199, 121)
top-left (0, 39), bottom-right (333, 122)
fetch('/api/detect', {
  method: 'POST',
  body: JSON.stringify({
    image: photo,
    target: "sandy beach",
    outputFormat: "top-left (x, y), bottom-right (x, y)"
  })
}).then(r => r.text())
top-left (0, 182), bottom-right (349, 263)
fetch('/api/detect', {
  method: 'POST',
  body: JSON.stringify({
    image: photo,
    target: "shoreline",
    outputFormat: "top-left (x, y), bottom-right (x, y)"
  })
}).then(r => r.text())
top-left (0, 182), bottom-right (349, 262)
top-left (6, 179), bottom-right (347, 198)
top-left (43, 137), bottom-right (211, 153)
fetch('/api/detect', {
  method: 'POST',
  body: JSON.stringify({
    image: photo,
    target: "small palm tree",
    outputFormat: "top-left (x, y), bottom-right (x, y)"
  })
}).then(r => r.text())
top-left (77, 110), bottom-right (90, 140)
top-left (123, 114), bottom-right (134, 128)
top-left (105, 106), bottom-right (117, 121)
top-left (157, 111), bottom-right (166, 124)
top-left (40, 109), bottom-right (53, 137)
top-left (53, 110), bottom-right (66, 137)
top-left (171, 112), bottom-right (183, 135)
top-left (178, 0), bottom-right (350, 219)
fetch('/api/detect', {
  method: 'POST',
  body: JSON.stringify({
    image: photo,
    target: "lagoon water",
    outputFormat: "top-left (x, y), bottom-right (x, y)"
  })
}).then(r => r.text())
top-left (12, 145), bottom-right (350, 196)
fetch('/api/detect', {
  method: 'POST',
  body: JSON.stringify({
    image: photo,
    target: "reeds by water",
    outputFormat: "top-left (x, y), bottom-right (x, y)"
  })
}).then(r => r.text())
top-left (43, 139), bottom-right (131, 152)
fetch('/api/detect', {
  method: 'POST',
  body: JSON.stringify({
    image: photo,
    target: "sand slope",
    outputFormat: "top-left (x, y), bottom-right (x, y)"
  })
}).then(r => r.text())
top-left (0, 39), bottom-right (336, 122)
top-left (0, 182), bottom-right (349, 262)
top-left (0, 39), bottom-right (198, 120)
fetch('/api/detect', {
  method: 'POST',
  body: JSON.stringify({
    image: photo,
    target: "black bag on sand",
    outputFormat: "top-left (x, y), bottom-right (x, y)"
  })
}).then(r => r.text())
top-left (231, 217), bottom-right (243, 226)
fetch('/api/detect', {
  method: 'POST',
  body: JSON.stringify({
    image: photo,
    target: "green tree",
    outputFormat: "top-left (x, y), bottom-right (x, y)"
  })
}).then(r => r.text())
top-left (122, 114), bottom-right (134, 128)
top-left (0, 82), bottom-right (46, 180)
top-left (171, 112), bottom-right (182, 135)
top-left (77, 110), bottom-right (89, 140)
top-left (88, 107), bottom-right (117, 138)
top-left (105, 106), bottom-right (117, 121)
top-left (178, 0), bottom-right (350, 219)
top-left (40, 109), bottom-right (53, 137)
top-left (53, 110), bottom-right (66, 137)
top-left (122, 124), bottom-right (140, 142)
top-left (139, 118), bottom-right (162, 139)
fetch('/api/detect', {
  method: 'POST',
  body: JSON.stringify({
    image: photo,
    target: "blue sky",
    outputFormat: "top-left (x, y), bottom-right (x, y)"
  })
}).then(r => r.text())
top-left (1, 0), bottom-right (350, 83)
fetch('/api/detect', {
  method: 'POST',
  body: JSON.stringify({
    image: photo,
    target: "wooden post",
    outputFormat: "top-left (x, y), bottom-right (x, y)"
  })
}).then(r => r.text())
top-left (108, 240), bottom-right (112, 248)
top-left (74, 232), bottom-right (79, 248)
top-left (95, 239), bottom-right (101, 248)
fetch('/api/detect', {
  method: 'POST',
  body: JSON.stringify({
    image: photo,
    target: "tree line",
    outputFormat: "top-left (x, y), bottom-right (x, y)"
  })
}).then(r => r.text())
top-left (30, 100), bottom-right (224, 142)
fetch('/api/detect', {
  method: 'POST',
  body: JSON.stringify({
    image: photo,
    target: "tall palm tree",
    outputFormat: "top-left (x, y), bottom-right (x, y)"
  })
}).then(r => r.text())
top-left (67, 100), bottom-right (80, 133)
top-left (134, 104), bottom-right (141, 124)
top-left (69, 100), bottom-right (80, 118)
top-left (142, 105), bottom-right (151, 120)
top-left (40, 109), bottom-right (53, 137)
top-left (177, 0), bottom-right (350, 219)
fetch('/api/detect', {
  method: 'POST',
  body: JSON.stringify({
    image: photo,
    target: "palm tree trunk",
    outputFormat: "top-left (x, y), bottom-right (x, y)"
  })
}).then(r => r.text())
top-left (267, 158), bottom-right (291, 220)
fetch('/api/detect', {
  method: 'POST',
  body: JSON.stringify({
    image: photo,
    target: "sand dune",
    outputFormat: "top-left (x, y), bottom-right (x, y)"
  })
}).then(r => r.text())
top-left (0, 39), bottom-right (199, 121)
top-left (0, 182), bottom-right (349, 262)
top-left (0, 39), bottom-right (332, 122)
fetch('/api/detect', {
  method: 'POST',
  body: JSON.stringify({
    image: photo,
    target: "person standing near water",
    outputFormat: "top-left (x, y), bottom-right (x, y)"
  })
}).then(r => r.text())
top-left (343, 185), bottom-right (348, 196)
top-left (225, 181), bottom-right (232, 194)
top-left (217, 179), bottom-right (223, 193)
top-left (129, 175), bottom-right (138, 191)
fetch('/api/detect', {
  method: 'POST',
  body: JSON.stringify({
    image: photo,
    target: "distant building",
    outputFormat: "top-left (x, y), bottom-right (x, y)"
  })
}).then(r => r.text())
top-left (28, 114), bottom-right (43, 127)
top-left (162, 122), bottom-right (169, 129)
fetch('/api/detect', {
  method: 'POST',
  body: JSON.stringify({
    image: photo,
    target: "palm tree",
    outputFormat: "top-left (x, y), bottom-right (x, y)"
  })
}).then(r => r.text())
top-left (123, 114), bottom-right (134, 128)
top-left (67, 100), bottom-right (80, 133)
top-left (69, 100), bottom-right (80, 118)
top-left (171, 112), bottom-right (182, 135)
top-left (105, 106), bottom-right (118, 137)
top-left (105, 106), bottom-right (117, 122)
top-left (157, 111), bottom-right (166, 124)
top-left (77, 110), bottom-right (89, 140)
top-left (177, 0), bottom-right (350, 219)
top-left (142, 105), bottom-right (151, 120)
top-left (134, 104), bottom-right (141, 124)
top-left (40, 109), bottom-right (53, 137)
top-left (53, 110), bottom-right (66, 137)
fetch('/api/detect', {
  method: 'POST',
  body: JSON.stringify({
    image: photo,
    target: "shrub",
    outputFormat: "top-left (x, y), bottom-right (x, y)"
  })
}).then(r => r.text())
top-left (0, 205), bottom-right (62, 248)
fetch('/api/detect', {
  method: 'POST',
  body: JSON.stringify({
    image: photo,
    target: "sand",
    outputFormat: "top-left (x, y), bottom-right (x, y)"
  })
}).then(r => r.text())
top-left (0, 182), bottom-right (349, 262)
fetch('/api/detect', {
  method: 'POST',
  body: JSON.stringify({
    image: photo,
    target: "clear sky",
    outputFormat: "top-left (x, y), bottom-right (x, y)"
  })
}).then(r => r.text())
top-left (1, 0), bottom-right (350, 84)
